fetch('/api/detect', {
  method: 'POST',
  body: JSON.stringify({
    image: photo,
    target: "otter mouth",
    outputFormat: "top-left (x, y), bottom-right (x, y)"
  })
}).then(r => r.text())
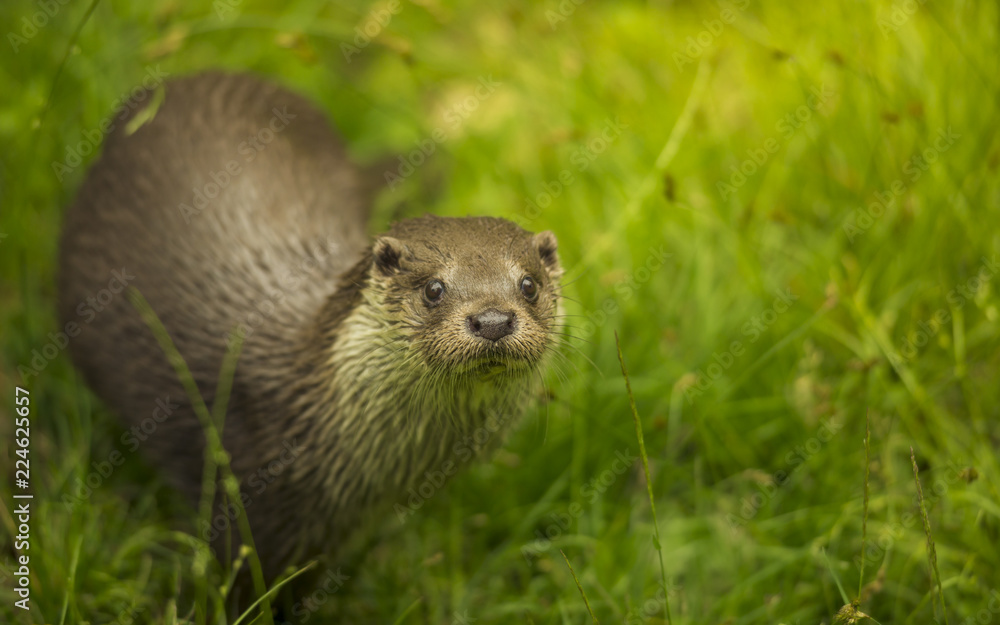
top-left (459, 357), bottom-right (533, 381)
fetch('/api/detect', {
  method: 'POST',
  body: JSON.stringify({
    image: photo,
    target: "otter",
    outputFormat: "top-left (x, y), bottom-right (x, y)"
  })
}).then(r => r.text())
top-left (57, 72), bottom-right (562, 593)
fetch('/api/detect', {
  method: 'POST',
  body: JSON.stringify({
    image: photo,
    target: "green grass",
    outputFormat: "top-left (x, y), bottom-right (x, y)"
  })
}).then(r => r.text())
top-left (2, 0), bottom-right (999, 622)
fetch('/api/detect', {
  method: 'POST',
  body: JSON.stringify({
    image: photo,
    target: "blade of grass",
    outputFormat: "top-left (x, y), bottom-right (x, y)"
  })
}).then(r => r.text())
top-left (560, 550), bottom-right (599, 625)
top-left (189, 330), bottom-right (247, 622)
top-left (858, 409), bottom-right (871, 598)
top-left (213, 328), bottom-right (245, 592)
top-left (57, 533), bottom-right (83, 625)
top-left (575, 58), bottom-right (711, 272)
top-left (35, 0), bottom-right (102, 127)
top-left (222, 545), bottom-right (252, 601)
top-left (390, 597), bottom-right (424, 625)
top-left (911, 446), bottom-right (948, 625)
top-left (822, 547), bottom-right (850, 605)
top-left (614, 331), bottom-right (672, 625)
top-left (129, 288), bottom-right (274, 624)
top-left (231, 561), bottom-right (318, 625)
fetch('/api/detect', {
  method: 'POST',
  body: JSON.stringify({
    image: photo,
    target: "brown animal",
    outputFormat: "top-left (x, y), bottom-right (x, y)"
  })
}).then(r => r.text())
top-left (57, 72), bottom-right (562, 598)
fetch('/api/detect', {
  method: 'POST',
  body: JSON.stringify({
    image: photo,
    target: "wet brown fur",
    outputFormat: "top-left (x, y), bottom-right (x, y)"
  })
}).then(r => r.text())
top-left (57, 72), bottom-right (561, 598)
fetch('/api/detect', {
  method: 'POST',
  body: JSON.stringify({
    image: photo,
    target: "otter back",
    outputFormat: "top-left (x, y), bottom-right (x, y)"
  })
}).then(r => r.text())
top-left (57, 71), bottom-right (369, 525)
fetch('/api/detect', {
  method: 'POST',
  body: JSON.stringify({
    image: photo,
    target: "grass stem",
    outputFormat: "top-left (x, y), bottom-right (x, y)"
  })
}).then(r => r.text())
top-left (615, 331), bottom-right (672, 625)
top-left (130, 288), bottom-right (274, 625)
top-left (911, 446), bottom-right (948, 625)
top-left (560, 550), bottom-right (599, 625)
top-left (858, 408), bottom-right (871, 598)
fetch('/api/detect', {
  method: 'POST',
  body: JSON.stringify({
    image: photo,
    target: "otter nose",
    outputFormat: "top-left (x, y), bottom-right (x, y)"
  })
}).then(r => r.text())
top-left (467, 309), bottom-right (515, 341)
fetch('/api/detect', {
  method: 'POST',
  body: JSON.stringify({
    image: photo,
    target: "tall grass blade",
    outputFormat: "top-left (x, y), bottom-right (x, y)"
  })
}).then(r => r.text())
top-left (615, 331), bottom-right (672, 625)
top-left (129, 288), bottom-right (274, 624)
top-left (911, 446), bottom-right (948, 625)
top-left (560, 550), bottom-right (599, 625)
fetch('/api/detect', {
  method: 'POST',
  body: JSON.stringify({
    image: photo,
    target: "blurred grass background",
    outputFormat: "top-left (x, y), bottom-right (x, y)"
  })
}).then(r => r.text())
top-left (1, 0), bottom-right (999, 623)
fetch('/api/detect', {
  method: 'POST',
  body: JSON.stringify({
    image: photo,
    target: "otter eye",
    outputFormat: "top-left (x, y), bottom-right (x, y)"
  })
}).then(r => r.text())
top-left (520, 275), bottom-right (538, 302)
top-left (424, 279), bottom-right (445, 304)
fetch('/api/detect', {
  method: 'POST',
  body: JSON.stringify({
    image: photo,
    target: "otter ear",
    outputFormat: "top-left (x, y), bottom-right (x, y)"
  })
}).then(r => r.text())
top-left (373, 236), bottom-right (406, 276)
top-left (532, 230), bottom-right (560, 272)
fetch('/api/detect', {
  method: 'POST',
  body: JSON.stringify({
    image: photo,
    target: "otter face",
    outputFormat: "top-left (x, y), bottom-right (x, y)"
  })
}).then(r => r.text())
top-left (370, 216), bottom-right (562, 380)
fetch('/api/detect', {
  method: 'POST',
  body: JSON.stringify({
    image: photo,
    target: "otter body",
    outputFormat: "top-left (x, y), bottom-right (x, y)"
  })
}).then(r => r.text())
top-left (58, 72), bottom-right (561, 583)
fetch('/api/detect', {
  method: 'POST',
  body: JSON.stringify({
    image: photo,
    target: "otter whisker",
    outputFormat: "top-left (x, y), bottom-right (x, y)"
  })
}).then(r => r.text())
top-left (550, 330), bottom-right (595, 346)
top-left (558, 269), bottom-right (591, 289)
top-left (557, 294), bottom-right (585, 306)
top-left (551, 338), bottom-right (602, 375)
top-left (544, 345), bottom-right (583, 379)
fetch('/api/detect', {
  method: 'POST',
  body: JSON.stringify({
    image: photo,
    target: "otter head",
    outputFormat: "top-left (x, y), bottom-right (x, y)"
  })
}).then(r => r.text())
top-left (369, 215), bottom-right (562, 381)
